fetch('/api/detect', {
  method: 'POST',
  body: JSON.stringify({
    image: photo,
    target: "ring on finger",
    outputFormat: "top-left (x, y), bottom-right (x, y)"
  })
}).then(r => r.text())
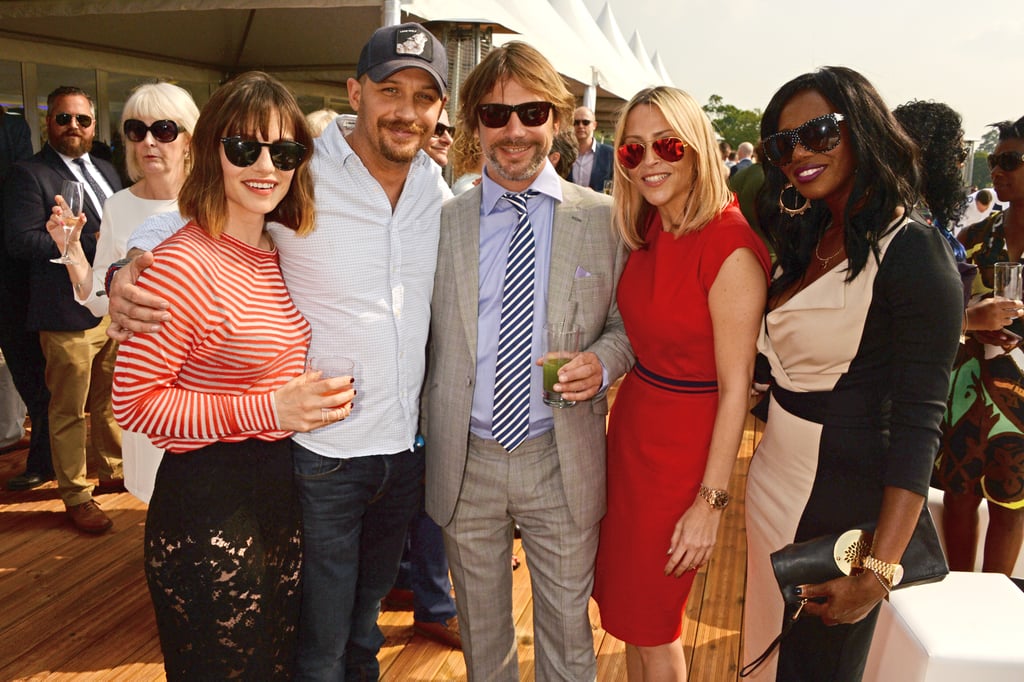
top-left (321, 407), bottom-right (329, 425)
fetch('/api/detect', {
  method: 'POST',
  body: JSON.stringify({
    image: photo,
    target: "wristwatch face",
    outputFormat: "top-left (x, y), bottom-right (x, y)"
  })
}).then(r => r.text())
top-left (891, 564), bottom-right (904, 587)
top-left (702, 487), bottom-right (729, 509)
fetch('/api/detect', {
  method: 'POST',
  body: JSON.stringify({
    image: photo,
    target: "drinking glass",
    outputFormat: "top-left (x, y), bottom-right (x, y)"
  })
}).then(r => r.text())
top-left (542, 323), bottom-right (581, 408)
top-left (51, 180), bottom-right (84, 265)
top-left (306, 356), bottom-right (356, 409)
top-left (993, 262), bottom-right (1022, 301)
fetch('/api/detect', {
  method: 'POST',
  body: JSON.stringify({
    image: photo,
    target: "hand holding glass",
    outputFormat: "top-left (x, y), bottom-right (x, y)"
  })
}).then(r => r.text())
top-left (542, 324), bottom-right (581, 408)
top-left (51, 180), bottom-right (84, 264)
top-left (993, 262), bottom-right (1023, 302)
top-left (306, 356), bottom-right (356, 408)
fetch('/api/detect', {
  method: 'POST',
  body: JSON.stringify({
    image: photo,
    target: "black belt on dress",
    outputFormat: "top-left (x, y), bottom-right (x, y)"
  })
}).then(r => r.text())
top-left (771, 384), bottom-right (885, 428)
top-left (632, 360), bottom-right (718, 394)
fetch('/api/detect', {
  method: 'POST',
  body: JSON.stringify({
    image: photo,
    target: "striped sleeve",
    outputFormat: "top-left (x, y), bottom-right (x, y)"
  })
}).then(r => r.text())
top-left (112, 226), bottom-right (309, 452)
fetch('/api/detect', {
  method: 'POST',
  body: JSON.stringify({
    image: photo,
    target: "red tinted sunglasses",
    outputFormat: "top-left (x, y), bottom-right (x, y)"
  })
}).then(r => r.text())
top-left (616, 137), bottom-right (688, 169)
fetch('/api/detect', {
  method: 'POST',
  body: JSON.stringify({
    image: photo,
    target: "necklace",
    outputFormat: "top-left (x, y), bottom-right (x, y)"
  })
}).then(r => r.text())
top-left (814, 240), bottom-right (844, 270)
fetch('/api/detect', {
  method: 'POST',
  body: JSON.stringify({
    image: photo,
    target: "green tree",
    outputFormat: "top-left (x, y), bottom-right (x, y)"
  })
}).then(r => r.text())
top-left (969, 129), bottom-right (1000, 188)
top-left (703, 95), bottom-right (762, 148)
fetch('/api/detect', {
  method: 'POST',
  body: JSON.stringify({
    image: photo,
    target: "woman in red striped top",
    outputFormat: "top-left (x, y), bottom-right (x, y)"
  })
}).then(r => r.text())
top-left (112, 72), bottom-right (354, 680)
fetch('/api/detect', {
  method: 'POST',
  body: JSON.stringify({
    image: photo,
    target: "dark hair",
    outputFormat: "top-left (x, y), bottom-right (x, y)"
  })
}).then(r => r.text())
top-left (992, 115), bottom-right (1024, 141)
top-left (46, 86), bottom-right (94, 114)
top-left (757, 66), bottom-right (921, 298)
top-left (894, 100), bottom-right (967, 229)
top-left (977, 188), bottom-right (993, 206)
top-left (178, 71), bottom-right (315, 238)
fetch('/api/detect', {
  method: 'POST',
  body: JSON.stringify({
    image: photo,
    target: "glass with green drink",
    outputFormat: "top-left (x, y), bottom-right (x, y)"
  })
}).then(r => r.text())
top-left (542, 323), bottom-right (581, 408)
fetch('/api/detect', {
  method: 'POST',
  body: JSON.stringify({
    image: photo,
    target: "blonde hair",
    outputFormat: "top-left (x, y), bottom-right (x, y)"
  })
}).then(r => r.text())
top-left (612, 87), bottom-right (731, 250)
top-left (305, 108), bottom-right (339, 137)
top-left (121, 82), bottom-right (200, 182)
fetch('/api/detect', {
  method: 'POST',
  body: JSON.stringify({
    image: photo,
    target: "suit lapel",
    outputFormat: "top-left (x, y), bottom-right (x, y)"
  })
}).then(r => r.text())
top-left (42, 145), bottom-right (105, 221)
top-left (548, 184), bottom-right (585, 326)
top-left (451, 192), bottom-right (481, 354)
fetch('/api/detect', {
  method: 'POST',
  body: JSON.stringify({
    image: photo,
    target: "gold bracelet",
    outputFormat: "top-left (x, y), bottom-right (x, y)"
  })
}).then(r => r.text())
top-left (698, 484), bottom-right (730, 510)
top-left (867, 567), bottom-right (892, 594)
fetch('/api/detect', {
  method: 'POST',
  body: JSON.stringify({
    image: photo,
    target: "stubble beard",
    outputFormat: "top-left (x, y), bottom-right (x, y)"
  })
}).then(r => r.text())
top-left (377, 120), bottom-right (428, 164)
top-left (484, 139), bottom-right (546, 185)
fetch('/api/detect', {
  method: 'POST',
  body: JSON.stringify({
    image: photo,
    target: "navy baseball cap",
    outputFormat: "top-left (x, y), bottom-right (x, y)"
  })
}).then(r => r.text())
top-left (356, 23), bottom-right (448, 96)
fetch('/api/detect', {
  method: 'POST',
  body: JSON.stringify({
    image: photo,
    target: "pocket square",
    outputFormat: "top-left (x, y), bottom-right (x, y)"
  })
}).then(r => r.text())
top-left (574, 266), bottom-right (592, 278)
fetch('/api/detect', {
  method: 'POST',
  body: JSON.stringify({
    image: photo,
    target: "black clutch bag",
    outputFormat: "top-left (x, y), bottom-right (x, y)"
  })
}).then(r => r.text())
top-left (771, 504), bottom-right (948, 606)
top-left (740, 505), bottom-right (948, 677)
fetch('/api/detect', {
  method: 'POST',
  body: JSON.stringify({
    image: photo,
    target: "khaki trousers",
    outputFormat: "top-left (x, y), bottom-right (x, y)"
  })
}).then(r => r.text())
top-left (39, 318), bottom-right (121, 506)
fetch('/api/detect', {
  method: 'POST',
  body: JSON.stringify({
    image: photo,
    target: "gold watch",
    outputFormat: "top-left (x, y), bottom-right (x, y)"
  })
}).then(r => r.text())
top-left (699, 484), bottom-right (730, 511)
top-left (861, 555), bottom-right (904, 590)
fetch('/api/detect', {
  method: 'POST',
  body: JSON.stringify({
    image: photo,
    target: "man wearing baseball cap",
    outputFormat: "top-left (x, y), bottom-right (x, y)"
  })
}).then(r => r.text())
top-left (105, 22), bottom-right (451, 680)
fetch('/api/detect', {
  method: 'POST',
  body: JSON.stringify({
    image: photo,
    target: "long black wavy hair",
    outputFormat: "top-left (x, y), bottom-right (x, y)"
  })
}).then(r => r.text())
top-left (756, 66), bottom-right (921, 299)
top-left (893, 100), bottom-right (968, 230)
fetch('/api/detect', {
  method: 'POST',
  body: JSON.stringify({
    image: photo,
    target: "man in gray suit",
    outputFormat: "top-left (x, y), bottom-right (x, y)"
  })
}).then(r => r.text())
top-left (422, 42), bottom-right (632, 681)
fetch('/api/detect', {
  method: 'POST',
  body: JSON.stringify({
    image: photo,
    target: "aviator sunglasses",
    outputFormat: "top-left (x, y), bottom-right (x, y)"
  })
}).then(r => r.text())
top-left (988, 151), bottom-right (1024, 172)
top-left (54, 112), bottom-right (93, 128)
top-left (477, 101), bottom-right (553, 128)
top-left (220, 136), bottom-right (307, 171)
top-left (124, 119), bottom-right (180, 143)
top-left (763, 112), bottom-right (846, 166)
top-left (616, 137), bottom-right (688, 169)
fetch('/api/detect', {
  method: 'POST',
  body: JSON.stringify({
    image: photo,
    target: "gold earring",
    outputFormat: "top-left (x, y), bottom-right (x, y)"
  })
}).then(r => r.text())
top-left (778, 183), bottom-right (809, 217)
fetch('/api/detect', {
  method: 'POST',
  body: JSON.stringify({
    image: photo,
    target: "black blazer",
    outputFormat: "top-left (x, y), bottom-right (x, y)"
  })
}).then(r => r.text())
top-left (3, 144), bottom-right (122, 331)
top-left (570, 140), bottom-right (614, 193)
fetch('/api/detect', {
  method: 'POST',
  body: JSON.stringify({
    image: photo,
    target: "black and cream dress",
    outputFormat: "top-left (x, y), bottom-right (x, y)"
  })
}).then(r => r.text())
top-left (742, 218), bottom-right (962, 681)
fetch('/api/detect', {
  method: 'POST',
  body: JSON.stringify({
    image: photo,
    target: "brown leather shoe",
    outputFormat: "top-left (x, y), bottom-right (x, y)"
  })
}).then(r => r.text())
top-left (66, 499), bottom-right (112, 534)
top-left (93, 478), bottom-right (126, 495)
top-left (414, 616), bottom-right (462, 649)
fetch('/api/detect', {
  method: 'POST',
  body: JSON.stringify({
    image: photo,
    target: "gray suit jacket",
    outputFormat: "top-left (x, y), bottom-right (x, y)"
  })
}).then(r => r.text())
top-left (423, 179), bottom-right (633, 529)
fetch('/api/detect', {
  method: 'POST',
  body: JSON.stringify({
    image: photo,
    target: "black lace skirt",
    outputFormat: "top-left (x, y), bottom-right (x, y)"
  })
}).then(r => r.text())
top-left (145, 438), bottom-right (302, 680)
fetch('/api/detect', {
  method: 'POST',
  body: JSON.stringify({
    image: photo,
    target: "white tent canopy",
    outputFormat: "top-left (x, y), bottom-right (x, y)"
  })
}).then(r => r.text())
top-left (0, 0), bottom-right (666, 129)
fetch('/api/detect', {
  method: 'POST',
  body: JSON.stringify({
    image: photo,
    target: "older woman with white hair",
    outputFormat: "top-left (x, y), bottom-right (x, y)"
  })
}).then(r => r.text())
top-left (48, 81), bottom-right (197, 315)
top-left (47, 81), bottom-right (198, 501)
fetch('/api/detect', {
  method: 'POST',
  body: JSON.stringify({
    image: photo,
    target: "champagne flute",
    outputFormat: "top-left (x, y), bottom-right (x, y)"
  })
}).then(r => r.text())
top-left (51, 180), bottom-right (84, 265)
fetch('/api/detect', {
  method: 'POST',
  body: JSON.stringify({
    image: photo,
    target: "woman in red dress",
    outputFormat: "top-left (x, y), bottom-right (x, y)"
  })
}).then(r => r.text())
top-left (592, 86), bottom-right (769, 680)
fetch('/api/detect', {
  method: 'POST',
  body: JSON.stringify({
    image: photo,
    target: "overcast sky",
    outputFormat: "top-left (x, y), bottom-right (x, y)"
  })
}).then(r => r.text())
top-left (581, 0), bottom-right (1022, 141)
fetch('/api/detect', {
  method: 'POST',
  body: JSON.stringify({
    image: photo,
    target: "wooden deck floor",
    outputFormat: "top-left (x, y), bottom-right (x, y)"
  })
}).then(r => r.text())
top-left (0, 409), bottom-right (762, 681)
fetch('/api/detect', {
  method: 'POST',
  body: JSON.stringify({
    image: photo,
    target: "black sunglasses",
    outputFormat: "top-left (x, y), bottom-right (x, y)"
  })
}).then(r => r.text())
top-left (433, 122), bottom-right (455, 138)
top-left (988, 151), bottom-right (1024, 172)
top-left (220, 137), bottom-right (307, 171)
top-left (763, 113), bottom-right (846, 166)
top-left (617, 137), bottom-right (688, 169)
top-left (573, 119), bottom-right (592, 126)
top-left (477, 101), bottom-right (553, 129)
top-left (54, 112), bottom-right (93, 128)
top-left (124, 119), bottom-right (180, 143)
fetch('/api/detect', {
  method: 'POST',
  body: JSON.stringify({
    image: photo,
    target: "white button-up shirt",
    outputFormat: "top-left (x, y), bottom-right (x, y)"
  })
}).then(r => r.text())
top-left (271, 119), bottom-right (449, 459)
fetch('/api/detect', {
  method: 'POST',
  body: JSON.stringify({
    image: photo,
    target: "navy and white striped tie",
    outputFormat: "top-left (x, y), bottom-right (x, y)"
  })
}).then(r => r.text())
top-left (492, 190), bottom-right (539, 452)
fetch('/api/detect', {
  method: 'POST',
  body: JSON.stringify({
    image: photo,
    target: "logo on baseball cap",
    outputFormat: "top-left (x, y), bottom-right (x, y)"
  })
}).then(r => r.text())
top-left (357, 23), bottom-right (448, 96)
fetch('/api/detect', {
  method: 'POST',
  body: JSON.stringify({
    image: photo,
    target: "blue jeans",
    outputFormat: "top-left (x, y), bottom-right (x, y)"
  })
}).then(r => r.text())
top-left (293, 441), bottom-right (424, 681)
top-left (394, 506), bottom-right (458, 623)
